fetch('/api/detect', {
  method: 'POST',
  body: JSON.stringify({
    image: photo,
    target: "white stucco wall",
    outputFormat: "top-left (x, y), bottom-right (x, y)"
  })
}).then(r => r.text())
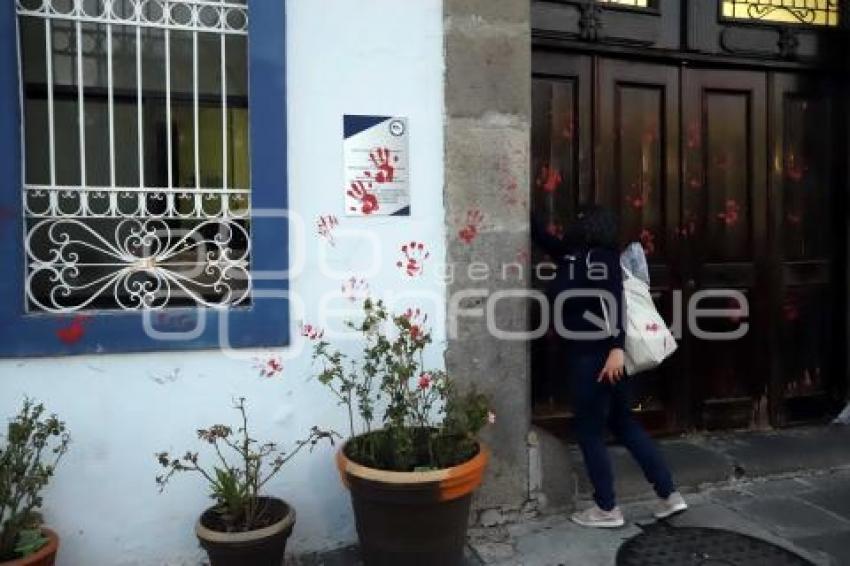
top-left (0, 1), bottom-right (446, 564)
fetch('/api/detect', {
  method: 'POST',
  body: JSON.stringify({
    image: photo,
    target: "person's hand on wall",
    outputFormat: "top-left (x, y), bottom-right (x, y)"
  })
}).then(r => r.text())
top-left (598, 348), bottom-right (626, 384)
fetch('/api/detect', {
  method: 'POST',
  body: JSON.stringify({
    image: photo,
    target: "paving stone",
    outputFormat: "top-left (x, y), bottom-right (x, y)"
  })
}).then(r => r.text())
top-left (469, 541), bottom-right (515, 563)
top-left (792, 531), bottom-right (850, 566)
top-left (511, 517), bottom-right (641, 566)
top-left (708, 486), bottom-right (756, 506)
top-left (736, 497), bottom-right (850, 539)
top-left (573, 441), bottom-right (731, 502)
top-left (741, 477), bottom-right (817, 498)
top-left (291, 544), bottom-right (483, 565)
top-left (798, 482), bottom-right (850, 521)
top-left (717, 428), bottom-right (850, 478)
top-left (665, 502), bottom-right (782, 542)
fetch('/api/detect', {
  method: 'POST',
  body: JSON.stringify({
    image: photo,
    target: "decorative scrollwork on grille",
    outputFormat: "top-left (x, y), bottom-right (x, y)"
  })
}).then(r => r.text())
top-left (722, 0), bottom-right (840, 27)
top-left (26, 219), bottom-right (251, 312)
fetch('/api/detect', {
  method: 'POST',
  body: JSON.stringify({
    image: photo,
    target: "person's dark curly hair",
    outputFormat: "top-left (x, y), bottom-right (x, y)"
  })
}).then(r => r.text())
top-left (569, 204), bottom-right (619, 251)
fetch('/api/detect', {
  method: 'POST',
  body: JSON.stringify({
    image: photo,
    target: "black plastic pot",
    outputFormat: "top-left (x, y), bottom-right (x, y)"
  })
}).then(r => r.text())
top-left (337, 443), bottom-right (489, 566)
top-left (195, 497), bottom-right (295, 566)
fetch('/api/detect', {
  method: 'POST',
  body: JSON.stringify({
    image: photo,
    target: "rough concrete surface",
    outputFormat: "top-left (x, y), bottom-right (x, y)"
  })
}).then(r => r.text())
top-left (468, 468), bottom-right (850, 566)
top-left (443, 0), bottom-right (532, 510)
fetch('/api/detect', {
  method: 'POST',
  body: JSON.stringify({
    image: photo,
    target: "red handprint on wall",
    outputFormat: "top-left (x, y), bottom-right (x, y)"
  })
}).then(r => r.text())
top-left (497, 156), bottom-right (525, 209)
top-left (397, 241), bottom-right (431, 278)
top-left (341, 276), bottom-right (370, 303)
top-left (317, 215), bottom-right (339, 246)
top-left (348, 181), bottom-right (380, 215)
top-left (402, 308), bottom-right (429, 342)
top-left (458, 209), bottom-right (484, 244)
top-left (366, 147), bottom-right (398, 183)
top-left (253, 355), bottom-right (283, 378)
top-left (299, 323), bottom-right (325, 341)
top-left (57, 315), bottom-right (89, 345)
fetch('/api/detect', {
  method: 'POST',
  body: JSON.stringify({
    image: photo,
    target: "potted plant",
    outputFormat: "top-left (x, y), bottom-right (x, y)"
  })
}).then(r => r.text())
top-left (155, 398), bottom-right (336, 566)
top-left (1, 399), bottom-right (70, 566)
top-left (312, 299), bottom-right (492, 566)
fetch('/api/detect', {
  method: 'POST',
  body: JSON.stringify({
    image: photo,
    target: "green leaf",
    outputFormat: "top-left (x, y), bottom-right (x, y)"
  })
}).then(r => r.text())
top-left (14, 529), bottom-right (47, 557)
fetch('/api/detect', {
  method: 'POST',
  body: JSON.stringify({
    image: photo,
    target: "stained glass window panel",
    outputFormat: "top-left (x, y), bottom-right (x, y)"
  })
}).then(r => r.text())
top-left (722, 0), bottom-right (840, 27)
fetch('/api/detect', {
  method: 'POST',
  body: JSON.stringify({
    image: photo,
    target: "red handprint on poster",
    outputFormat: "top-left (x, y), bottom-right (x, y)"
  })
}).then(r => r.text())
top-left (366, 147), bottom-right (398, 183)
top-left (347, 181), bottom-right (380, 215)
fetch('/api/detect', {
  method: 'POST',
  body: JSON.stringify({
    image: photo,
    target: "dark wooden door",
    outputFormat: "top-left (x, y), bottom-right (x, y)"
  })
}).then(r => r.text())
top-left (530, 53), bottom-right (592, 428)
top-left (681, 69), bottom-right (770, 430)
top-left (769, 73), bottom-right (845, 425)
top-left (531, 55), bottom-right (845, 436)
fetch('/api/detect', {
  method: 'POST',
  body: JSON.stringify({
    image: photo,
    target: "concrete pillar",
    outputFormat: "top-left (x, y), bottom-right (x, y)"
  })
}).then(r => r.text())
top-left (443, 1), bottom-right (532, 509)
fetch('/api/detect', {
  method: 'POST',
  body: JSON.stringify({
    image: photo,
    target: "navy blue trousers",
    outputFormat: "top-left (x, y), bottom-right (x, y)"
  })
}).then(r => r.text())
top-left (569, 349), bottom-right (676, 511)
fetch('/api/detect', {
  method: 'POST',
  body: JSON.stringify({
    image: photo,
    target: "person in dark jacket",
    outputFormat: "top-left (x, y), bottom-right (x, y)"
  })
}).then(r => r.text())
top-left (531, 205), bottom-right (686, 528)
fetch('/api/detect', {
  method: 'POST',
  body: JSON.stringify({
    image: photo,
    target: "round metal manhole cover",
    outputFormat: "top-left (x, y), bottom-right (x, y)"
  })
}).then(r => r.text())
top-left (616, 524), bottom-right (814, 566)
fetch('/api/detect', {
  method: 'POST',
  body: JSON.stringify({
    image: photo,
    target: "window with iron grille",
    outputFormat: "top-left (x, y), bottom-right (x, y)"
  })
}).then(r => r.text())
top-left (18, 0), bottom-right (251, 312)
top-left (0, 0), bottom-right (289, 356)
top-left (721, 0), bottom-right (840, 27)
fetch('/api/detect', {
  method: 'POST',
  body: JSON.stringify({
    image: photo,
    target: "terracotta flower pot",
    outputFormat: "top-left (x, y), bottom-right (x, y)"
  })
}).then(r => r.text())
top-left (195, 497), bottom-right (295, 566)
top-left (0, 529), bottom-right (59, 566)
top-left (337, 442), bottom-right (489, 566)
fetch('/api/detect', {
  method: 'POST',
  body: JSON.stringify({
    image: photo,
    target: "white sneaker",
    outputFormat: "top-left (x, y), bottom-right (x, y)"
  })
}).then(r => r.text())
top-left (571, 505), bottom-right (625, 528)
top-left (654, 491), bottom-right (688, 519)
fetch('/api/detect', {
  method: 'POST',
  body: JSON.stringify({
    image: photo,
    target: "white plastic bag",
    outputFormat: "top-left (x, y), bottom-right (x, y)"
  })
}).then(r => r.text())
top-left (620, 267), bottom-right (677, 375)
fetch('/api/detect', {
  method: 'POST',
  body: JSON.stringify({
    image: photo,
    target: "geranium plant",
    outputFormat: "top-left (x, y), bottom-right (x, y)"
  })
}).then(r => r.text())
top-left (0, 399), bottom-right (70, 561)
top-left (155, 398), bottom-right (337, 533)
top-left (312, 299), bottom-right (491, 472)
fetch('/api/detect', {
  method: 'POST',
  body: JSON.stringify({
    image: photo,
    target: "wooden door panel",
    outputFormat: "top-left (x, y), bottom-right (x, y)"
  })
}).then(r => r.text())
top-left (531, 53), bottom-right (593, 233)
top-left (770, 73), bottom-right (842, 424)
top-left (597, 59), bottom-right (681, 432)
top-left (530, 54), bottom-right (593, 428)
top-left (682, 69), bottom-right (769, 429)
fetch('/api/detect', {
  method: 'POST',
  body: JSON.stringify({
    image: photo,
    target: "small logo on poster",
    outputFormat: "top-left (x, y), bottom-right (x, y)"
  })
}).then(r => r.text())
top-left (389, 119), bottom-right (406, 137)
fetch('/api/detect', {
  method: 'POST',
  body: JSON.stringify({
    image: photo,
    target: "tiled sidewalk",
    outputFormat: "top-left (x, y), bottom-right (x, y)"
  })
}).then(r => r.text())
top-left (467, 468), bottom-right (850, 566)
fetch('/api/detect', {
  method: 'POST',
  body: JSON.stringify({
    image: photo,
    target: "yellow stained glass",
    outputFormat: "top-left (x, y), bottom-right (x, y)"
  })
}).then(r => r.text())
top-left (722, 0), bottom-right (840, 27)
top-left (597, 0), bottom-right (650, 6)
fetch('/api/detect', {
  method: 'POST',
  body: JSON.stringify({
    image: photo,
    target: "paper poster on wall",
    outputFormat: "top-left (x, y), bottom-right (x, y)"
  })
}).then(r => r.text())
top-left (344, 115), bottom-right (410, 216)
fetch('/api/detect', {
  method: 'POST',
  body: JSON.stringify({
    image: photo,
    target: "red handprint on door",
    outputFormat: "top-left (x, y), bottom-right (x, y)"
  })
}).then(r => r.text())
top-left (366, 147), bottom-right (398, 183)
top-left (348, 181), bottom-right (380, 215)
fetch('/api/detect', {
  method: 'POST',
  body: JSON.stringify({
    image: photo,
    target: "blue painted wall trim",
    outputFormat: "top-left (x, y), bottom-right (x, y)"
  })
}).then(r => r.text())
top-left (0, 0), bottom-right (289, 357)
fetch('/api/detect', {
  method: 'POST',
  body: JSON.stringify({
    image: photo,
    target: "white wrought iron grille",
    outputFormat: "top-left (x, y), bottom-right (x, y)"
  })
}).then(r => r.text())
top-left (16, 0), bottom-right (252, 313)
